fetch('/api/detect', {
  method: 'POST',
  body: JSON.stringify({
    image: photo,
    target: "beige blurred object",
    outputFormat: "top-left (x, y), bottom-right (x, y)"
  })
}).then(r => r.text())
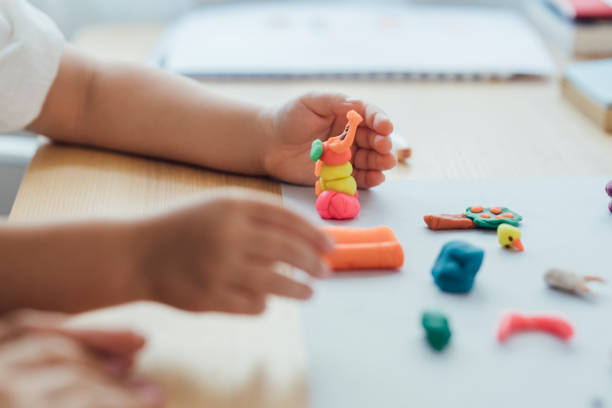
top-left (544, 268), bottom-right (604, 294)
top-left (9, 22), bottom-right (612, 408)
top-left (390, 133), bottom-right (412, 164)
top-left (397, 148), bottom-right (412, 164)
top-left (561, 78), bottom-right (612, 132)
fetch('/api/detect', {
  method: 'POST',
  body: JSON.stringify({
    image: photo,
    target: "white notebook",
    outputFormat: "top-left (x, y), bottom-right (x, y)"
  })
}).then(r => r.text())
top-left (152, 3), bottom-right (554, 80)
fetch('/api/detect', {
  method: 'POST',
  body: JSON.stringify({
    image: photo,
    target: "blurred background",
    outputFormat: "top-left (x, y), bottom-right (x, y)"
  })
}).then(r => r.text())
top-left (32, 0), bottom-right (517, 38)
top-left (3, 0), bottom-right (610, 215)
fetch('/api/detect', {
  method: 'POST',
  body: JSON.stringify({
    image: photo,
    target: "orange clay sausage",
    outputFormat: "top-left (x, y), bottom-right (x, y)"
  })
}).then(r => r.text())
top-left (423, 214), bottom-right (476, 230)
top-left (324, 241), bottom-right (404, 270)
top-left (321, 226), bottom-right (397, 244)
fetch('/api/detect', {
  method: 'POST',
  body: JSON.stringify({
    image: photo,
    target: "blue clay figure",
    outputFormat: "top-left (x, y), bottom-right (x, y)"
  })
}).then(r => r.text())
top-left (431, 241), bottom-right (484, 293)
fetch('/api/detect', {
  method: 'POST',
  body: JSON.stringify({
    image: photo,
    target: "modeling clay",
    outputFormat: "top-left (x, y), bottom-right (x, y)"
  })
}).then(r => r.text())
top-left (497, 311), bottom-right (574, 342)
top-left (421, 310), bottom-right (452, 351)
top-left (315, 190), bottom-right (360, 220)
top-left (311, 110), bottom-right (363, 220)
top-left (322, 225), bottom-right (397, 244)
top-left (464, 206), bottom-right (522, 228)
top-left (321, 225), bottom-right (404, 270)
top-left (431, 241), bottom-right (484, 293)
top-left (319, 173), bottom-right (357, 196)
top-left (497, 224), bottom-right (524, 251)
top-left (397, 148), bottom-right (412, 164)
top-left (606, 180), bottom-right (612, 213)
top-left (424, 206), bottom-right (522, 230)
top-left (545, 268), bottom-right (604, 294)
top-left (423, 214), bottom-right (476, 230)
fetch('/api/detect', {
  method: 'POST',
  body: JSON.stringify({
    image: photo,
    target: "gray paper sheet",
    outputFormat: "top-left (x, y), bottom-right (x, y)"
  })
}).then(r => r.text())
top-left (282, 178), bottom-right (612, 408)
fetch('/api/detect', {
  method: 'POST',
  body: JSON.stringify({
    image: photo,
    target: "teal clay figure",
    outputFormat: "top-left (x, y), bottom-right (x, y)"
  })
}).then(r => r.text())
top-left (431, 241), bottom-right (484, 293)
top-left (421, 310), bottom-right (452, 351)
top-left (464, 206), bottom-right (522, 229)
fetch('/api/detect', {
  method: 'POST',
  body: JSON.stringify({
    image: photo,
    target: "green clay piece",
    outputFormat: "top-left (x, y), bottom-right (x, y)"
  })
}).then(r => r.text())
top-left (421, 310), bottom-right (451, 351)
top-left (464, 206), bottom-right (523, 229)
top-left (310, 139), bottom-right (323, 162)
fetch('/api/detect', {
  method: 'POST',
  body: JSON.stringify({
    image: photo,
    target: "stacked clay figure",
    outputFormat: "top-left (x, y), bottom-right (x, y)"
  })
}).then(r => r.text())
top-left (310, 110), bottom-right (363, 219)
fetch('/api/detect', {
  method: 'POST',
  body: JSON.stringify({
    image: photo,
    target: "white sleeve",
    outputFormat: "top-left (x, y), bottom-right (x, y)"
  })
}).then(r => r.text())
top-left (0, 0), bottom-right (64, 132)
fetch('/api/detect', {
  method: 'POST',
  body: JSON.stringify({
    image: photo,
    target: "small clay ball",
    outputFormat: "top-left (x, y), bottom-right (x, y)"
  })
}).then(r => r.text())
top-left (606, 180), bottom-right (612, 197)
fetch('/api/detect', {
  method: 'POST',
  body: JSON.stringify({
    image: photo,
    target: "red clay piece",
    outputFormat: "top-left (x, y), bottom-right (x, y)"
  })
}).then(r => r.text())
top-left (497, 311), bottom-right (574, 342)
top-left (470, 206), bottom-right (484, 213)
top-left (480, 214), bottom-right (490, 219)
top-left (316, 190), bottom-right (360, 220)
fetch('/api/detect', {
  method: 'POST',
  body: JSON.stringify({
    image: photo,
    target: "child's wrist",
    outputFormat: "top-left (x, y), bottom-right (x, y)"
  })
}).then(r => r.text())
top-left (112, 220), bottom-right (155, 304)
top-left (254, 106), bottom-right (277, 176)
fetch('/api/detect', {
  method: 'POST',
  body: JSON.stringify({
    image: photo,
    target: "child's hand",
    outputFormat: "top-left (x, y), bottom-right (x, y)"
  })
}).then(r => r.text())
top-left (2, 310), bottom-right (147, 376)
top-left (0, 310), bottom-right (162, 407)
top-left (262, 93), bottom-right (396, 188)
top-left (132, 194), bottom-right (333, 314)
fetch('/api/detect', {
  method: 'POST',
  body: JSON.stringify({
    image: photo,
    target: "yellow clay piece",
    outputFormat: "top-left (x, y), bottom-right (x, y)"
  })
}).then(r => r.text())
top-left (319, 162), bottom-right (353, 181)
top-left (320, 176), bottom-right (357, 196)
top-left (497, 224), bottom-right (524, 252)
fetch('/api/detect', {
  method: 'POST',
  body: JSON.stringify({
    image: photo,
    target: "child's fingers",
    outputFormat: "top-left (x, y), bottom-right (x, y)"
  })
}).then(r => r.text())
top-left (245, 229), bottom-right (328, 278)
top-left (219, 287), bottom-right (267, 315)
top-left (238, 266), bottom-right (313, 300)
top-left (52, 328), bottom-right (146, 359)
top-left (353, 169), bottom-right (386, 189)
top-left (247, 201), bottom-right (334, 252)
top-left (354, 128), bottom-right (393, 153)
top-left (353, 149), bottom-right (396, 171)
top-left (124, 378), bottom-right (165, 408)
top-left (363, 104), bottom-right (394, 136)
top-left (300, 92), bottom-right (365, 119)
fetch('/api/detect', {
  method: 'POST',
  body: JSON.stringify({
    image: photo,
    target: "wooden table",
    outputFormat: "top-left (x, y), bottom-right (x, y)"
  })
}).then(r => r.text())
top-left (9, 23), bottom-right (612, 408)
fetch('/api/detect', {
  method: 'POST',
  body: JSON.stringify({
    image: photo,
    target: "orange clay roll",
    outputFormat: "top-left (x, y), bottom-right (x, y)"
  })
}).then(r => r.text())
top-left (324, 241), bottom-right (404, 270)
top-left (321, 226), bottom-right (397, 244)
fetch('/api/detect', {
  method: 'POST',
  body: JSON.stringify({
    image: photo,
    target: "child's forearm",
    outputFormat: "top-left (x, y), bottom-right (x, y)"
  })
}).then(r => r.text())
top-left (28, 46), bottom-right (273, 175)
top-left (0, 220), bottom-right (143, 314)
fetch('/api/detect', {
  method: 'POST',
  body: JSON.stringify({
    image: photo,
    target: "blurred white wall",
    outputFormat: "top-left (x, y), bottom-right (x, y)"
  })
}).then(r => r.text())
top-left (30, 0), bottom-right (518, 38)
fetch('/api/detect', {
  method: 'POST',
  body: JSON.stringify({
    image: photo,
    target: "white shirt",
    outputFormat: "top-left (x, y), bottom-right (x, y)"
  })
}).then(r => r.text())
top-left (0, 0), bottom-right (64, 132)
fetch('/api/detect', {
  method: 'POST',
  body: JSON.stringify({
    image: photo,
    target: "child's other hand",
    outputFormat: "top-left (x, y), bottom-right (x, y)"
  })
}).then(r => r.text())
top-left (133, 194), bottom-right (333, 314)
top-left (263, 93), bottom-right (396, 188)
top-left (0, 310), bottom-right (162, 408)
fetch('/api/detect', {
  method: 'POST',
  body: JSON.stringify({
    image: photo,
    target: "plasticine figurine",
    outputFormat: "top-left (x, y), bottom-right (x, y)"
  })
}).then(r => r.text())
top-left (421, 310), bottom-right (452, 351)
top-left (544, 268), bottom-right (604, 295)
top-left (497, 311), bottom-right (574, 342)
top-left (424, 206), bottom-right (522, 231)
top-left (310, 110), bottom-right (363, 220)
top-left (497, 224), bottom-right (524, 252)
top-left (464, 206), bottom-right (522, 228)
top-left (431, 240), bottom-right (484, 293)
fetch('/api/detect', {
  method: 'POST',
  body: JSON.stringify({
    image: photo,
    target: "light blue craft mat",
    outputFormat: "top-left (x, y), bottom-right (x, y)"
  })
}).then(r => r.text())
top-left (282, 177), bottom-right (612, 408)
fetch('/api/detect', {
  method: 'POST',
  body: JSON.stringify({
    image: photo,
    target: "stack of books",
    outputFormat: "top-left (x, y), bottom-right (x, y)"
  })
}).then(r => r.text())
top-left (562, 58), bottom-right (612, 132)
top-left (525, 0), bottom-right (612, 57)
